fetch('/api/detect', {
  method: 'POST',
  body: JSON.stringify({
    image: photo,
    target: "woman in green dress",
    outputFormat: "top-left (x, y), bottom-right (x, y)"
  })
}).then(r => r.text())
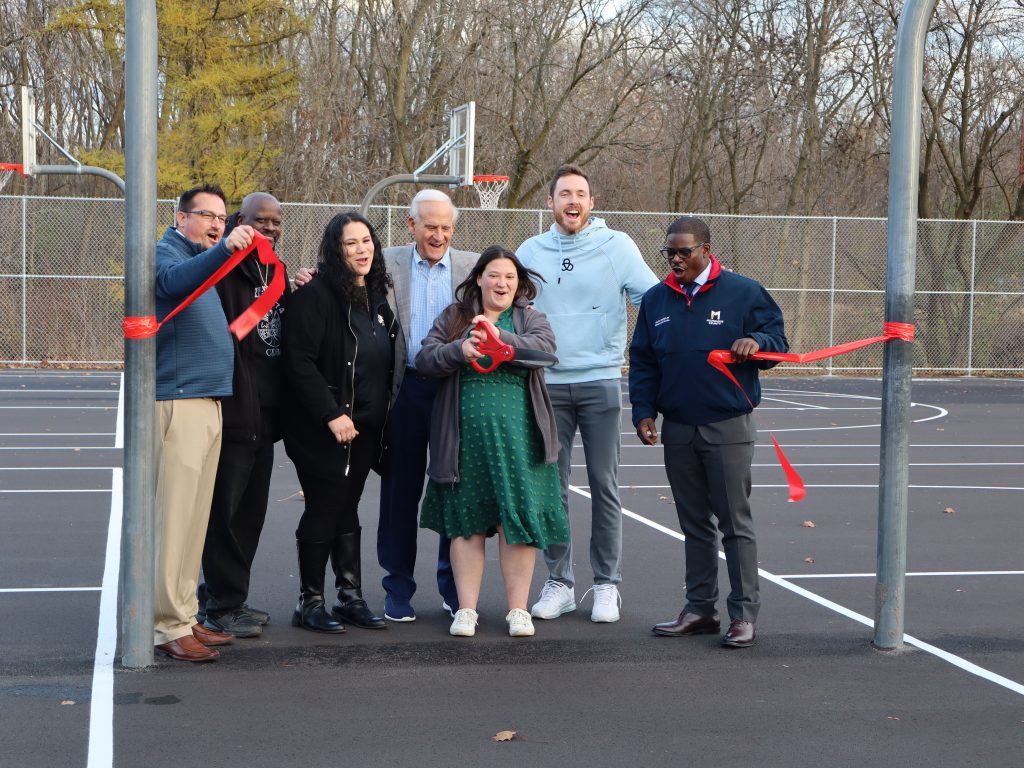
top-left (416, 246), bottom-right (567, 638)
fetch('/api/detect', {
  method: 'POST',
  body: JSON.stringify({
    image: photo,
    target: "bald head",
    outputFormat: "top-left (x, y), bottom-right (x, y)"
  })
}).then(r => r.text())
top-left (238, 192), bottom-right (283, 247)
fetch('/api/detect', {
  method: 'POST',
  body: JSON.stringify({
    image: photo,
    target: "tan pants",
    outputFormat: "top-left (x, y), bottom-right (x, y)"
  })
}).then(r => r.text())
top-left (153, 398), bottom-right (222, 645)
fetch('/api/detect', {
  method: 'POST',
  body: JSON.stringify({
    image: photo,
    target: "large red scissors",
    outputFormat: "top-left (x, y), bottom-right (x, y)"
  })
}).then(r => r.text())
top-left (471, 318), bottom-right (559, 374)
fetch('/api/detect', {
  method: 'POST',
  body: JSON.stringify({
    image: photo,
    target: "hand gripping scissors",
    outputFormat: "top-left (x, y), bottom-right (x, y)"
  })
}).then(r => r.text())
top-left (471, 318), bottom-right (559, 374)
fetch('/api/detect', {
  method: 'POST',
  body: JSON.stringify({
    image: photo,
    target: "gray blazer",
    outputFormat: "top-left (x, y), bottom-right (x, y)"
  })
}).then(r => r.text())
top-left (384, 244), bottom-right (478, 368)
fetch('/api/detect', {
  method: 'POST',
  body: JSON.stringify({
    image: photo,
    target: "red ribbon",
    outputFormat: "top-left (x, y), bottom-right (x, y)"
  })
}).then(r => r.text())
top-left (707, 322), bottom-right (915, 502)
top-left (123, 232), bottom-right (285, 341)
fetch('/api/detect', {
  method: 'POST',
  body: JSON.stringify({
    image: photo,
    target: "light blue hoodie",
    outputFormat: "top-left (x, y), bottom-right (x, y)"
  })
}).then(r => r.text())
top-left (517, 217), bottom-right (658, 384)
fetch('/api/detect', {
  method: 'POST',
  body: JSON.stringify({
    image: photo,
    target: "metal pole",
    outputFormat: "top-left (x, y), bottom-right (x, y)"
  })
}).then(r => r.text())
top-left (21, 196), bottom-right (27, 364)
top-left (828, 217), bottom-right (837, 376)
top-left (120, 0), bottom-right (158, 668)
top-left (32, 164), bottom-right (125, 193)
top-left (965, 220), bottom-right (977, 376)
top-left (359, 173), bottom-right (461, 218)
top-left (874, 0), bottom-right (938, 650)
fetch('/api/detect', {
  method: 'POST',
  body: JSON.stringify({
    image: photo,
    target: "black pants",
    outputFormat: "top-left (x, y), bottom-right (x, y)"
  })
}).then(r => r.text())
top-left (295, 431), bottom-right (377, 542)
top-left (202, 437), bottom-right (275, 616)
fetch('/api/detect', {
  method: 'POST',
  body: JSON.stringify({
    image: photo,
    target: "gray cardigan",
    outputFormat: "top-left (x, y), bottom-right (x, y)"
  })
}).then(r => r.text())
top-left (415, 300), bottom-right (559, 484)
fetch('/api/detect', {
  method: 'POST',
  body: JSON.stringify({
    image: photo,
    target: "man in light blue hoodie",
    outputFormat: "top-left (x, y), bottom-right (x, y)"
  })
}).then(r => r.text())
top-left (517, 164), bottom-right (658, 623)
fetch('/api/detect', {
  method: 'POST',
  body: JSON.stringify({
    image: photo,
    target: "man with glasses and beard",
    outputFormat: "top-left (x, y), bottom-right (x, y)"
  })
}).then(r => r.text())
top-left (153, 184), bottom-right (254, 662)
top-left (629, 215), bottom-right (788, 649)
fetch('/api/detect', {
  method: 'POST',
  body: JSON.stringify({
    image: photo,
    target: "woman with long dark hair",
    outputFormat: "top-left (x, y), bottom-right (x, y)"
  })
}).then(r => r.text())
top-left (416, 245), bottom-right (568, 638)
top-left (283, 212), bottom-right (402, 633)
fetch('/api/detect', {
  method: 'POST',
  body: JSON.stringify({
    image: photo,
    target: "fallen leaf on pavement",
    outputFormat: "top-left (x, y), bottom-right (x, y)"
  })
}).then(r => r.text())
top-left (61, 700), bottom-right (75, 705)
top-left (943, 507), bottom-right (955, 514)
top-left (801, 520), bottom-right (816, 528)
top-left (804, 557), bottom-right (815, 564)
top-left (493, 731), bottom-right (516, 742)
top-left (659, 495), bottom-right (669, 501)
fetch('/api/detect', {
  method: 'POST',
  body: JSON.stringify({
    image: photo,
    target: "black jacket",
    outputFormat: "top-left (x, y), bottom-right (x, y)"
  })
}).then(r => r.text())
top-left (215, 252), bottom-right (291, 442)
top-left (282, 277), bottom-right (401, 478)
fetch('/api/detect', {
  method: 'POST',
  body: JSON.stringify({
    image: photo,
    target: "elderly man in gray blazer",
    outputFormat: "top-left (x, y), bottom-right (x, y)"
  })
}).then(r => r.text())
top-left (377, 190), bottom-right (478, 622)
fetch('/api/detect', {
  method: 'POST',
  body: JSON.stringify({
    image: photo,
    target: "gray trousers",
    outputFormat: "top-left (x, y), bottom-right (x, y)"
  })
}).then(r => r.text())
top-left (662, 415), bottom-right (760, 622)
top-left (543, 379), bottom-right (623, 588)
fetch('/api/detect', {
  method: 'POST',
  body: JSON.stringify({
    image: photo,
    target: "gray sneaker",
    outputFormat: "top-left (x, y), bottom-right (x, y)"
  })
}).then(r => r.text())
top-left (205, 608), bottom-right (263, 638)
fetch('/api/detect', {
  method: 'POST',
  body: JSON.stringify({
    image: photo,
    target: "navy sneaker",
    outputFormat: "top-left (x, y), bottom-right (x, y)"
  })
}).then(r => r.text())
top-left (384, 595), bottom-right (416, 622)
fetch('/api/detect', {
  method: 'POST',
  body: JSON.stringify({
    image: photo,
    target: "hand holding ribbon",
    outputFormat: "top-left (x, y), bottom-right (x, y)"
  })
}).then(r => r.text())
top-left (706, 322), bottom-right (915, 502)
top-left (123, 231), bottom-right (285, 341)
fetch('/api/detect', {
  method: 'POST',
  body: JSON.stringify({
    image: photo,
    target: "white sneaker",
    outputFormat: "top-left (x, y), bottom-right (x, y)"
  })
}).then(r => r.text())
top-left (530, 579), bottom-right (576, 619)
top-left (449, 608), bottom-right (478, 637)
top-left (506, 608), bottom-right (535, 637)
top-left (586, 584), bottom-right (621, 623)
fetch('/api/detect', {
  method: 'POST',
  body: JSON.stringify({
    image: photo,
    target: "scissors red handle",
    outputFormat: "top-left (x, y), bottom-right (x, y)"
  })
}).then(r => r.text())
top-left (471, 318), bottom-right (515, 373)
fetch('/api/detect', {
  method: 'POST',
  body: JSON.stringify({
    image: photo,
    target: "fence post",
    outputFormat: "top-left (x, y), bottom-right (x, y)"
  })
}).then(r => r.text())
top-left (21, 196), bottom-right (27, 365)
top-left (828, 217), bottom-right (837, 376)
top-left (966, 220), bottom-right (977, 376)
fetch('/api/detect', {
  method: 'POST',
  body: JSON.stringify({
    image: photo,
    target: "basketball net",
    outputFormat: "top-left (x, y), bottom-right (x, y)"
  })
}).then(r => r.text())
top-left (0, 163), bottom-right (26, 193)
top-left (473, 175), bottom-right (509, 209)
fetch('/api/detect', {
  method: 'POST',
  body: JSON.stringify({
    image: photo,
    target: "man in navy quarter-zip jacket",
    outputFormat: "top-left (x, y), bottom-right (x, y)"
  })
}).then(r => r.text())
top-left (153, 184), bottom-right (254, 663)
top-left (629, 215), bottom-right (788, 649)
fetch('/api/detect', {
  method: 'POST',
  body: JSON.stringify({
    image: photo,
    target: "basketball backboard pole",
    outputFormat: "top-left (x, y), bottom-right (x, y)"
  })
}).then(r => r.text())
top-left (359, 102), bottom-right (475, 218)
top-left (120, 0), bottom-right (159, 669)
top-left (873, 0), bottom-right (937, 652)
top-left (21, 85), bottom-right (126, 192)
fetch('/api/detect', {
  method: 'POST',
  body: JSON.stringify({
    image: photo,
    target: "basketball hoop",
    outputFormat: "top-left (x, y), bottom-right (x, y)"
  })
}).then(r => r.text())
top-left (473, 175), bottom-right (510, 209)
top-left (0, 163), bottom-right (26, 193)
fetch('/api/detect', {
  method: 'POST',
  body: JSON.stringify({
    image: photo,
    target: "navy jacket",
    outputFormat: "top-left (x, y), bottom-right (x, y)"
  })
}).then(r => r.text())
top-left (629, 256), bottom-right (788, 426)
top-left (155, 227), bottom-right (234, 400)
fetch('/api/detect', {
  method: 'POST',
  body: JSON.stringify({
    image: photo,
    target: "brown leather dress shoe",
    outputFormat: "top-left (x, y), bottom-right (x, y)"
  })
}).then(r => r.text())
top-left (156, 634), bottom-right (220, 662)
top-left (721, 619), bottom-right (756, 648)
top-left (192, 622), bottom-right (233, 647)
top-left (652, 611), bottom-right (721, 637)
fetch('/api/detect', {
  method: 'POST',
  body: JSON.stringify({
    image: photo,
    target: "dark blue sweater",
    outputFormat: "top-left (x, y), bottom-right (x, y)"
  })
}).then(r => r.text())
top-left (155, 227), bottom-right (234, 400)
top-left (629, 260), bottom-right (788, 426)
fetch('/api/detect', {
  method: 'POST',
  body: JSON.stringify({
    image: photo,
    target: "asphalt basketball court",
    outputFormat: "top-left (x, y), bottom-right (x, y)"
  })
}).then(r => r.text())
top-left (1, 369), bottom-right (1022, 767)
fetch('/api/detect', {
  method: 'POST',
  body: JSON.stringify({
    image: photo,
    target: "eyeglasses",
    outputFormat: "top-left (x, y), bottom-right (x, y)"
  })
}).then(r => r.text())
top-left (660, 243), bottom-right (707, 261)
top-left (182, 209), bottom-right (228, 224)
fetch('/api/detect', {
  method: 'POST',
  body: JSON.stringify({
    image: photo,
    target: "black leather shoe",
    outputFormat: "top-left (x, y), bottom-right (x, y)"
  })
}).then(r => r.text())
top-left (721, 619), bottom-right (756, 648)
top-left (652, 611), bottom-right (721, 637)
top-left (333, 597), bottom-right (387, 630)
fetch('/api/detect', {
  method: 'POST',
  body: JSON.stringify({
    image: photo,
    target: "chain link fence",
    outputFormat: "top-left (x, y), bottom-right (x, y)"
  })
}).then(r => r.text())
top-left (2, 194), bottom-right (1023, 373)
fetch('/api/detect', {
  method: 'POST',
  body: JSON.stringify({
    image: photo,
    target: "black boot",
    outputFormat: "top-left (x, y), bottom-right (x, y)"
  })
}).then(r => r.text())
top-left (331, 528), bottom-right (386, 630)
top-left (292, 537), bottom-right (345, 634)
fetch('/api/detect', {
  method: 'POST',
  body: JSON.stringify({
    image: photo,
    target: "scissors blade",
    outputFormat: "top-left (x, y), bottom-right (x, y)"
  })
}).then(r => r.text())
top-left (509, 346), bottom-right (559, 367)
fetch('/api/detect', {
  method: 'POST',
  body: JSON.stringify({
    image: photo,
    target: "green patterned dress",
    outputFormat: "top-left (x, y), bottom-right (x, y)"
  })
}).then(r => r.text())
top-left (420, 310), bottom-right (567, 548)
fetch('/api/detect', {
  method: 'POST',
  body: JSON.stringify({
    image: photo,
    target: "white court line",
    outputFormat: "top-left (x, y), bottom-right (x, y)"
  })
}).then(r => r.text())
top-left (619, 444), bottom-right (1024, 449)
top-left (0, 587), bottom-right (102, 593)
top-left (615, 484), bottom-right (1024, 491)
top-left (0, 432), bottom-right (115, 436)
top-left (0, 447), bottom-right (114, 451)
top-left (0, 389), bottom-right (119, 394)
top-left (87, 466), bottom-right (120, 768)
top-left (568, 484), bottom-right (1024, 697)
top-left (760, 396), bottom-right (829, 409)
top-left (0, 489), bottom-right (110, 493)
top-left (0, 467), bottom-right (120, 471)
top-left (0, 406), bottom-right (115, 410)
top-left (777, 571), bottom-right (1024, 579)
top-left (578, 462), bottom-right (1024, 469)
top-left (114, 373), bottom-right (124, 449)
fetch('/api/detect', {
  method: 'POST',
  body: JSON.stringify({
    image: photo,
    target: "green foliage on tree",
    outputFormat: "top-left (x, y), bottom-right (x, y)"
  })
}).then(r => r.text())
top-left (49, 0), bottom-right (306, 201)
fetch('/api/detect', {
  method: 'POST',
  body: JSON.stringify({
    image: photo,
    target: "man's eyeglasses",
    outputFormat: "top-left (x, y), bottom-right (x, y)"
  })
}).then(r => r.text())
top-left (182, 209), bottom-right (228, 224)
top-left (660, 243), bottom-right (707, 261)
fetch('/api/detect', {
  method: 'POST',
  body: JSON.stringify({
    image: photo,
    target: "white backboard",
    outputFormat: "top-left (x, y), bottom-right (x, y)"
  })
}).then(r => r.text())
top-left (448, 102), bottom-right (475, 186)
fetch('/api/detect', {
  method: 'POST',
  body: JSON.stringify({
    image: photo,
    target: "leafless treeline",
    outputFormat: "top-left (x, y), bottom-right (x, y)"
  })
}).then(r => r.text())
top-left (2, 0), bottom-right (1023, 218)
